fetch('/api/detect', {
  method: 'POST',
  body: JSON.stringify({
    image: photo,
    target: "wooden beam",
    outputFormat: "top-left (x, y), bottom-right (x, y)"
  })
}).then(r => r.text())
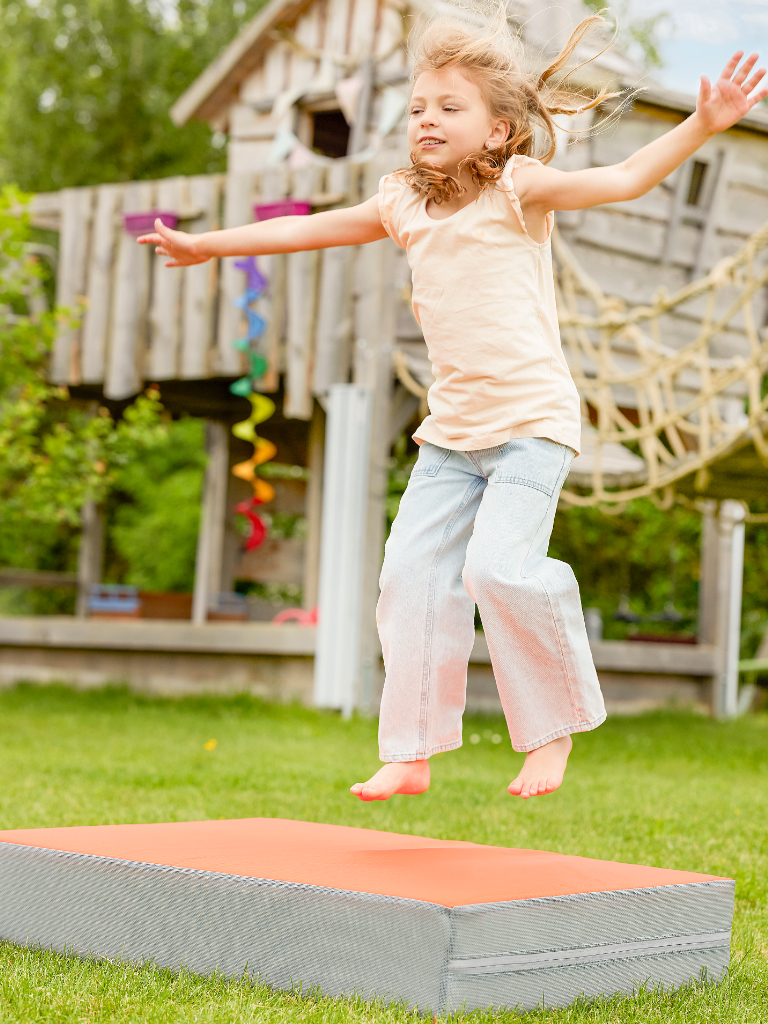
top-left (471, 631), bottom-right (719, 676)
top-left (81, 184), bottom-right (121, 383)
top-left (254, 166), bottom-right (289, 393)
top-left (0, 613), bottom-right (720, 678)
top-left (169, 0), bottom-right (317, 126)
top-left (181, 175), bottom-right (221, 378)
top-left (0, 569), bottom-right (78, 588)
top-left (216, 174), bottom-right (255, 376)
top-left (302, 400), bottom-right (325, 610)
top-left (312, 162), bottom-right (354, 395)
top-left (284, 165), bottom-right (322, 420)
top-left (28, 191), bottom-right (63, 231)
top-left (712, 499), bottom-right (746, 719)
top-left (76, 500), bottom-right (104, 618)
top-left (693, 148), bottom-right (730, 279)
top-left (148, 177), bottom-right (185, 381)
top-left (106, 181), bottom-right (154, 400)
top-left (313, 384), bottom-right (373, 714)
top-left (660, 159), bottom-right (691, 267)
top-left (51, 187), bottom-right (94, 385)
top-left (351, 153), bottom-right (400, 711)
top-left (192, 422), bottom-right (231, 624)
top-left (388, 384), bottom-right (420, 446)
top-left (697, 499), bottom-right (719, 644)
top-left (348, 58), bottom-right (374, 155)
top-left (0, 615), bottom-right (317, 655)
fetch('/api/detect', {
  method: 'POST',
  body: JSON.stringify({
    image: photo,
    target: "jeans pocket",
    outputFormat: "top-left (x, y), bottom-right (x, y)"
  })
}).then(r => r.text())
top-left (411, 442), bottom-right (451, 478)
top-left (493, 438), bottom-right (570, 496)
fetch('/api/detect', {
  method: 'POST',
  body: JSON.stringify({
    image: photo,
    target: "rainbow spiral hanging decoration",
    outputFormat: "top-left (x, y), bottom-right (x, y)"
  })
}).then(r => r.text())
top-left (230, 256), bottom-right (276, 551)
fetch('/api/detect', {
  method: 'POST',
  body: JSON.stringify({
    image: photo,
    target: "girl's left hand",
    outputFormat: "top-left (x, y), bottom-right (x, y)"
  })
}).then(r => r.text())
top-left (696, 52), bottom-right (768, 134)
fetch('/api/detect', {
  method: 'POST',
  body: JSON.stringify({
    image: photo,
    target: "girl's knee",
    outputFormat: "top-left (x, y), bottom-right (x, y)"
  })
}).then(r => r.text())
top-left (464, 549), bottom-right (577, 607)
top-left (463, 551), bottom-right (513, 604)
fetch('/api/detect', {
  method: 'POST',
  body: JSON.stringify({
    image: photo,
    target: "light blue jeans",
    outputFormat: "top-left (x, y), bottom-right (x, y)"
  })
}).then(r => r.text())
top-left (376, 437), bottom-right (606, 760)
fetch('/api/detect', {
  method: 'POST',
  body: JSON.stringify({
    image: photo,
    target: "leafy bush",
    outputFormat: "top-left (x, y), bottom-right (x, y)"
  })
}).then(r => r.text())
top-left (108, 418), bottom-right (205, 593)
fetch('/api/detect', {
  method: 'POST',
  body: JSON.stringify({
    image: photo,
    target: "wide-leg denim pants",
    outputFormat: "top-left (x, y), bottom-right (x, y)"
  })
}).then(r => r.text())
top-left (376, 437), bottom-right (606, 761)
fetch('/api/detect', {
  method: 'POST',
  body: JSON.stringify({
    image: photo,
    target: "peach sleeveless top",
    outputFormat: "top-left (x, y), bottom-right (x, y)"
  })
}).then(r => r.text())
top-left (378, 154), bottom-right (581, 454)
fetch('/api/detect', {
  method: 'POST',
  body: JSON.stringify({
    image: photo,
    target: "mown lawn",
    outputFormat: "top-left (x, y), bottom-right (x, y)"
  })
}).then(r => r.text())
top-left (0, 684), bottom-right (766, 1023)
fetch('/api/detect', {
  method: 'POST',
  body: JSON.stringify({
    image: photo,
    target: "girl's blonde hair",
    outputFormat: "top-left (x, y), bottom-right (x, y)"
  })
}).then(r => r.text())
top-left (402, 5), bottom-right (617, 203)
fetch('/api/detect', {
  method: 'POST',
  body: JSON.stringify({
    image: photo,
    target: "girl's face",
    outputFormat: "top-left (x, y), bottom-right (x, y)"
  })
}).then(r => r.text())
top-left (407, 67), bottom-right (509, 175)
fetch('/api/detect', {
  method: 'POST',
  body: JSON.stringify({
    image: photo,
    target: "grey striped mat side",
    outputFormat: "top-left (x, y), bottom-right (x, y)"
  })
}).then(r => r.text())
top-left (0, 843), bottom-right (734, 1012)
top-left (0, 842), bottom-right (449, 1009)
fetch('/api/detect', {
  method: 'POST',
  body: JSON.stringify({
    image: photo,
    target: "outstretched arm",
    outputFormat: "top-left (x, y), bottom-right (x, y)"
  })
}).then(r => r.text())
top-left (515, 51), bottom-right (768, 218)
top-left (137, 194), bottom-right (387, 267)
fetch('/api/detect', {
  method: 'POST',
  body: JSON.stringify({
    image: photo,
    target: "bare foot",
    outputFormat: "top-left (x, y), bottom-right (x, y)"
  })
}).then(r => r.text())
top-left (508, 735), bottom-right (572, 799)
top-left (350, 760), bottom-right (430, 801)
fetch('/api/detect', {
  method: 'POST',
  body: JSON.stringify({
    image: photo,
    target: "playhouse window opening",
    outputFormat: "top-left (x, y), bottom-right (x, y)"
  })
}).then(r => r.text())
top-left (687, 161), bottom-right (708, 206)
top-left (310, 109), bottom-right (350, 159)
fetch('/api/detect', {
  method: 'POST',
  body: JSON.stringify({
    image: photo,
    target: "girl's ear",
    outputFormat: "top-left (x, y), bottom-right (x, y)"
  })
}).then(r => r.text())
top-left (487, 120), bottom-right (511, 148)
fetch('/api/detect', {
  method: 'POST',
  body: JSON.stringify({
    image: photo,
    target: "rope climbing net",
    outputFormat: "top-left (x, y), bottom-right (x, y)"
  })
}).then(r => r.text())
top-left (553, 223), bottom-right (768, 507)
top-left (394, 219), bottom-right (768, 509)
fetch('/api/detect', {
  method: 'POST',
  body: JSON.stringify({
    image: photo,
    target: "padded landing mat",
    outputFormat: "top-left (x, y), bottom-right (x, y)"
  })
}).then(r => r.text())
top-left (0, 818), bottom-right (733, 1011)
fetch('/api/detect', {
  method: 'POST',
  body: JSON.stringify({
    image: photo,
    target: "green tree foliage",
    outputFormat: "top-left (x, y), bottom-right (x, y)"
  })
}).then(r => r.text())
top-left (0, 0), bottom-right (268, 192)
top-left (0, 187), bottom-right (168, 560)
top-left (107, 417), bottom-right (205, 592)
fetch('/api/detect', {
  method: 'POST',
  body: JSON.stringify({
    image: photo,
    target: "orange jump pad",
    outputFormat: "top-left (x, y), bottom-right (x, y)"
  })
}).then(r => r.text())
top-left (0, 818), bottom-right (733, 1011)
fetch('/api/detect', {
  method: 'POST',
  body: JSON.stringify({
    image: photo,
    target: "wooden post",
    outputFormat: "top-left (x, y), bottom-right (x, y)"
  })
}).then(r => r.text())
top-left (712, 500), bottom-right (746, 719)
top-left (192, 422), bottom-right (230, 625)
top-left (697, 499), bottom-right (719, 645)
top-left (303, 400), bottom-right (326, 611)
top-left (313, 385), bottom-right (373, 716)
top-left (220, 459), bottom-right (249, 599)
top-left (76, 501), bottom-right (104, 618)
top-left (348, 58), bottom-right (374, 156)
top-left (351, 156), bottom-right (400, 711)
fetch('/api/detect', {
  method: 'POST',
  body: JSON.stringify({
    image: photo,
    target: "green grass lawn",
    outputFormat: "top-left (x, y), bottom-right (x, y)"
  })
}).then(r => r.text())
top-left (0, 684), bottom-right (766, 1023)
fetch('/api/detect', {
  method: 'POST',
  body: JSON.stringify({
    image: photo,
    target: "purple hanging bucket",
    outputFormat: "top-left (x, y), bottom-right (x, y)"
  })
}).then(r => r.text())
top-left (254, 199), bottom-right (311, 221)
top-left (123, 211), bottom-right (179, 236)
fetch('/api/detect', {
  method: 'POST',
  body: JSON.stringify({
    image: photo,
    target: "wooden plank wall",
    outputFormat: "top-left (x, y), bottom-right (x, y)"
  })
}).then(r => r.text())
top-left (46, 164), bottom-right (362, 418)
top-left (51, 175), bottom-right (230, 400)
top-left (42, 103), bottom-right (768, 418)
top-left (560, 107), bottom-right (768, 366)
top-left (227, 0), bottom-right (410, 173)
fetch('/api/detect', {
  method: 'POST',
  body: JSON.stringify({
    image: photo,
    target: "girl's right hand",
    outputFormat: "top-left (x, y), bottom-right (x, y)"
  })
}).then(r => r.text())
top-left (137, 219), bottom-right (210, 267)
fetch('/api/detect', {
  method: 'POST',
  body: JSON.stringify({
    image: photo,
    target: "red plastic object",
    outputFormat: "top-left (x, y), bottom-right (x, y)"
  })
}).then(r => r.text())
top-left (235, 497), bottom-right (268, 551)
top-left (271, 606), bottom-right (318, 626)
top-left (123, 211), bottom-right (178, 235)
top-left (254, 199), bottom-right (311, 221)
top-left (243, 515), bottom-right (267, 551)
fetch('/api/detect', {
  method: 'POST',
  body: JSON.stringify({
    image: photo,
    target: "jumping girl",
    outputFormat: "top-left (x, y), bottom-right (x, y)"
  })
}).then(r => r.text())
top-left (140, 9), bottom-right (766, 803)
